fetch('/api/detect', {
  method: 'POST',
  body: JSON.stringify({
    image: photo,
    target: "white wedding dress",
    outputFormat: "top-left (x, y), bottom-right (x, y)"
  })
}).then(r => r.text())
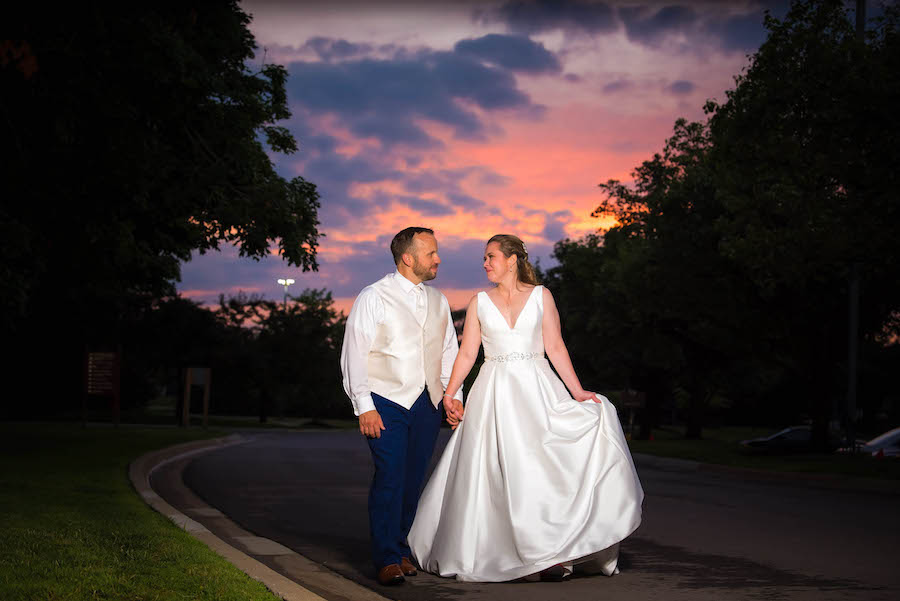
top-left (408, 286), bottom-right (644, 582)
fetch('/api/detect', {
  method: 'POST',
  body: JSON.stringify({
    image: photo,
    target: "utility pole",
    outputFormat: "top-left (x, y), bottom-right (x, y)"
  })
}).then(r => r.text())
top-left (847, 263), bottom-right (859, 447)
top-left (846, 0), bottom-right (865, 449)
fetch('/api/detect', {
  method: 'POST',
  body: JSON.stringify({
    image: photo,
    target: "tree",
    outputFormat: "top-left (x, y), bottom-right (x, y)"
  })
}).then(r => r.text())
top-left (119, 295), bottom-right (236, 419)
top-left (211, 290), bottom-right (348, 420)
top-left (586, 119), bottom-right (757, 439)
top-left (550, 1), bottom-right (900, 441)
top-left (114, 291), bottom-right (348, 422)
top-left (542, 233), bottom-right (680, 439)
top-left (705, 0), bottom-right (900, 447)
top-left (255, 289), bottom-right (348, 419)
top-left (2, 4), bottom-right (321, 409)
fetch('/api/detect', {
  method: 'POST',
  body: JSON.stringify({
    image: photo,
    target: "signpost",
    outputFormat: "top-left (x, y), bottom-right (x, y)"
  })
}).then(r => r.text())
top-left (621, 388), bottom-right (646, 440)
top-left (84, 350), bottom-right (120, 426)
top-left (181, 367), bottom-right (212, 429)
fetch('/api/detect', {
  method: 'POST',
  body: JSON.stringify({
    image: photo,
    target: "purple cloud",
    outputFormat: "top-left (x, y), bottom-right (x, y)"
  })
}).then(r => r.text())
top-left (620, 5), bottom-right (696, 47)
top-left (666, 79), bottom-right (695, 95)
top-left (285, 48), bottom-right (543, 149)
top-left (482, 1), bottom-right (776, 54)
top-left (483, 0), bottom-right (618, 34)
top-left (602, 78), bottom-right (633, 93)
top-left (455, 33), bottom-right (562, 73)
top-left (301, 37), bottom-right (375, 61)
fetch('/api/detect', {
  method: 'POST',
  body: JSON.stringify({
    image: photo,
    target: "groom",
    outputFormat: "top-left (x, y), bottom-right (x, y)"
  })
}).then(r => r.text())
top-left (340, 226), bottom-right (464, 586)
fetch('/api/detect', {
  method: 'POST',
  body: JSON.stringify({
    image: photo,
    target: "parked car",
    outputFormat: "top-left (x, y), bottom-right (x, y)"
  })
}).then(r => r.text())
top-left (739, 426), bottom-right (840, 454)
top-left (858, 427), bottom-right (900, 458)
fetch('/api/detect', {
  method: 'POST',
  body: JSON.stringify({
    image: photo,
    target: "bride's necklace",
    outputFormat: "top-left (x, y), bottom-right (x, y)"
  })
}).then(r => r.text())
top-left (495, 285), bottom-right (527, 309)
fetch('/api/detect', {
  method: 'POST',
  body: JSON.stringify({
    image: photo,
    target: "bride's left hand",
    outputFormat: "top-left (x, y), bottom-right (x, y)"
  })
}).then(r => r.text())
top-left (573, 390), bottom-right (602, 403)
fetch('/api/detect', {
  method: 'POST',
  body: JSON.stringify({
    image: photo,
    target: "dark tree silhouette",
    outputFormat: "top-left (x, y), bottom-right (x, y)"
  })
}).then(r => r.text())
top-left (2, 4), bottom-right (321, 413)
top-left (546, 0), bottom-right (900, 441)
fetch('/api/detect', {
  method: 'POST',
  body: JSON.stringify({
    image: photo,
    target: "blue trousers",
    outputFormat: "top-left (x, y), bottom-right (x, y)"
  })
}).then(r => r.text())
top-left (367, 389), bottom-right (442, 571)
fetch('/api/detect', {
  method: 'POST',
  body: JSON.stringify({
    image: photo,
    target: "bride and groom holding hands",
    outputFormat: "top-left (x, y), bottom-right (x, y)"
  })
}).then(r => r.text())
top-left (340, 226), bottom-right (643, 585)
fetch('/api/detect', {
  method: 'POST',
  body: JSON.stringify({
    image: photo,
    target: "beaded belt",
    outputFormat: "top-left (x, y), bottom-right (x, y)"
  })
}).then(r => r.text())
top-left (484, 351), bottom-right (543, 363)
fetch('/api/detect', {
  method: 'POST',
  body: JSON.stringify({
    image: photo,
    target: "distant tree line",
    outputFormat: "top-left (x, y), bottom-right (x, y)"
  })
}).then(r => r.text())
top-left (542, 1), bottom-right (900, 446)
top-left (121, 291), bottom-right (349, 420)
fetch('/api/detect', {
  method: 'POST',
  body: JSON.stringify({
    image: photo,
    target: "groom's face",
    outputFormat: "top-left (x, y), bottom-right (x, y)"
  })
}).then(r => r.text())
top-left (410, 233), bottom-right (440, 282)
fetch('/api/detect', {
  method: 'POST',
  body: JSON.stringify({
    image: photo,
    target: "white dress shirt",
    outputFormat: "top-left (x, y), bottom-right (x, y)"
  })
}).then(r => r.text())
top-left (341, 271), bottom-right (462, 416)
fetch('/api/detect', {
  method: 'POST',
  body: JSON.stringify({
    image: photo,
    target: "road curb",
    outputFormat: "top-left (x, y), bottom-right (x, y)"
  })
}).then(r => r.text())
top-left (129, 434), bottom-right (391, 601)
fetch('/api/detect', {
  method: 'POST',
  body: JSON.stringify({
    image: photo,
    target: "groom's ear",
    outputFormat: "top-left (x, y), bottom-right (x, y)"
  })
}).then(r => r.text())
top-left (401, 252), bottom-right (414, 268)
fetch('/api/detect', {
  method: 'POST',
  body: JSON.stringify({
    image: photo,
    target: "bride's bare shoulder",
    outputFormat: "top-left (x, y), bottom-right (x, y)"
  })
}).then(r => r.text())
top-left (467, 292), bottom-right (484, 308)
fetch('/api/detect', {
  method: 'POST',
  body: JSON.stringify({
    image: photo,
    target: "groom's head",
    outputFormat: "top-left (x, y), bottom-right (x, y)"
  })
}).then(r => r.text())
top-left (392, 226), bottom-right (440, 283)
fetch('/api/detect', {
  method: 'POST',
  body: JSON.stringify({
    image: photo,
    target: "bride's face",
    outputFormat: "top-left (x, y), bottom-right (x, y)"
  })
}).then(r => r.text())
top-left (483, 242), bottom-right (514, 283)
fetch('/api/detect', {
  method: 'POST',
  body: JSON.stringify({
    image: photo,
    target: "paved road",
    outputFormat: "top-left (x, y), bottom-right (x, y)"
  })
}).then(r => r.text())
top-left (160, 430), bottom-right (899, 601)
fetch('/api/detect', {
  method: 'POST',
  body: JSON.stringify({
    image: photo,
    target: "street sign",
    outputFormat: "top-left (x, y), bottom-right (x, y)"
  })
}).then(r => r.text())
top-left (86, 352), bottom-right (116, 394)
top-left (84, 350), bottom-right (120, 426)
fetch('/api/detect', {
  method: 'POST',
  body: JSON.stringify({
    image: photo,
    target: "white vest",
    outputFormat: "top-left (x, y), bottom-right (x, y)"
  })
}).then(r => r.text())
top-left (367, 277), bottom-right (448, 408)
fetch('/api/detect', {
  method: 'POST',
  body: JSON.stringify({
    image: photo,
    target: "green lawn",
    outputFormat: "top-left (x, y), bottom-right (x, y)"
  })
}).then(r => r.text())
top-left (0, 423), bottom-right (282, 601)
top-left (628, 425), bottom-right (900, 480)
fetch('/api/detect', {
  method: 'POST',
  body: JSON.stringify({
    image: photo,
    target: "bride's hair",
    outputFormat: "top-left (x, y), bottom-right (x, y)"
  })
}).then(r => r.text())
top-left (487, 234), bottom-right (540, 286)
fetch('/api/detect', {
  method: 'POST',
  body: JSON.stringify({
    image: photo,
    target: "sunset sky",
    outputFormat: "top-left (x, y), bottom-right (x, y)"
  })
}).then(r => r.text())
top-left (178, 0), bottom-right (791, 313)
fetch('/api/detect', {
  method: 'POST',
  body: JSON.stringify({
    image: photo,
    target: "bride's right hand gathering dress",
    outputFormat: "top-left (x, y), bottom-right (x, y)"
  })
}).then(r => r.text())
top-left (408, 285), bottom-right (644, 582)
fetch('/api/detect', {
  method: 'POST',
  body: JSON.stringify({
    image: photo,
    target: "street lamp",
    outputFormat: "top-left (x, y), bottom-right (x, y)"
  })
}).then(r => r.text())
top-left (277, 278), bottom-right (295, 309)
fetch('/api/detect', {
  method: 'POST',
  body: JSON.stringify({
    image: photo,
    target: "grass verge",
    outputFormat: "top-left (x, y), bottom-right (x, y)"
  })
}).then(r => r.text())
top-left (628, 425), bottom-right (900, 480)
top-left (0, 423), bottom-right (282, 601)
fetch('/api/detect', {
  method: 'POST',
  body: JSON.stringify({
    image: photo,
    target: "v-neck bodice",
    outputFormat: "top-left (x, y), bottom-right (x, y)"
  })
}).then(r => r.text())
top-left (477, 286), bottom-right (544, 359)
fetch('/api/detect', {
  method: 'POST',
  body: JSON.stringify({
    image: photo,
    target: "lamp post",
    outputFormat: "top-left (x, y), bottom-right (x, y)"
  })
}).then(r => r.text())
top-left (277, 278), bottom-right (295, 309)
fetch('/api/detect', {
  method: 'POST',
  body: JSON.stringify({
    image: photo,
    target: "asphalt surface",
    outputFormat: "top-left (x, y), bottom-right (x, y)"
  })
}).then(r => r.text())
top-left (151, 430), bottom-right (900, 601)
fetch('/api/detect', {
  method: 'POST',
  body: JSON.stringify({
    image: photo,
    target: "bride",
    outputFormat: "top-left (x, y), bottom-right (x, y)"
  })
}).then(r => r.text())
top-left (407, 234), bottom-right (643, 582)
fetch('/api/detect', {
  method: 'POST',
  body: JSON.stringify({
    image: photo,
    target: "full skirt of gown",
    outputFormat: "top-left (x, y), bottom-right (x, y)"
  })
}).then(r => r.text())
top-left (408, 286), bottom-right (644, 582)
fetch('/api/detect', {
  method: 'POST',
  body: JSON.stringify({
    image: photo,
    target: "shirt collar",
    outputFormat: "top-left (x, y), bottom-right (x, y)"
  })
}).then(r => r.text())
top-left (393, 270), bottom-right (424, 294)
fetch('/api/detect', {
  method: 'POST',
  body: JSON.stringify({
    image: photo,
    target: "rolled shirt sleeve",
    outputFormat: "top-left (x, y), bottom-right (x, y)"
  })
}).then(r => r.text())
top-left (440, 295), bottom-right (463, 403)
top-left (340, 286), bottom-right (384, 416)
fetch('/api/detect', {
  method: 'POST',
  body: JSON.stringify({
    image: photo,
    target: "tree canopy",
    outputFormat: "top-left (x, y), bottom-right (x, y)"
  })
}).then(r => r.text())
top-left (2, 4), bottom-right (322, 408)
top-left (545, 0), bottom-right (900, 442)
top-left (1, 3), bottom-right (321, 337)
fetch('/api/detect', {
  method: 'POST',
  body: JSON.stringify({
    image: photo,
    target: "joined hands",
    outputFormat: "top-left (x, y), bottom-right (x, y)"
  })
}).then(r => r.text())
top-left (444, 395), bottom-right (465, 430)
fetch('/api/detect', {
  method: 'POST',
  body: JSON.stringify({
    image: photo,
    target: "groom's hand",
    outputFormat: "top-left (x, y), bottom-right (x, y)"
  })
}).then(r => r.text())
top-left (359, 410), bottom-right (386, 438)
top-left (446, 412), bottom-right (460, 430)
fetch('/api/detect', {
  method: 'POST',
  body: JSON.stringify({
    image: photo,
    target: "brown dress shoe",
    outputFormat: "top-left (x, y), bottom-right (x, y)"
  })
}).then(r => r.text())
top-left (400, 556), bottom-right (417, 576)
top-left (376, 563), bottom-right (405, 586)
